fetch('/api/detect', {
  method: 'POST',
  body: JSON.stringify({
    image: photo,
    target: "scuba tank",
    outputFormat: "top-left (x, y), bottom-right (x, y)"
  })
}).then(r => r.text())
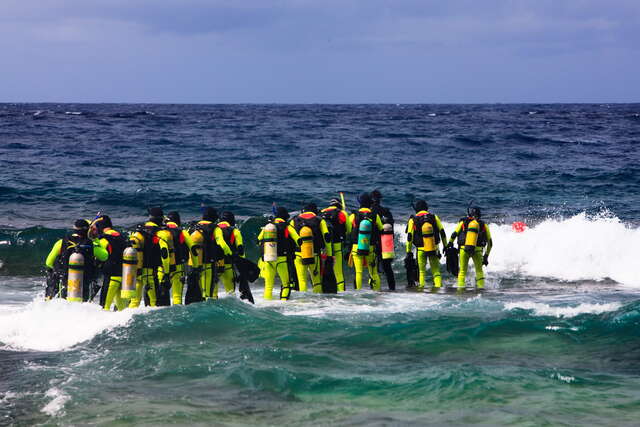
top-left (121, 246), bottom-right (138, 299)
top-left (464, 219), bottom-right (480, 253)
top-left (66, 252), bottom-right (84, 302)
top-left (381, 223), bottom-right (395, 260)
top-left (299, 226), bottom-right (315, 265)
top-left (421, 221), bottom-right (437, 255)
top-left (356, 219), bottom-right (372, 255)
top-left (263, 222), bottom-right (278, 262)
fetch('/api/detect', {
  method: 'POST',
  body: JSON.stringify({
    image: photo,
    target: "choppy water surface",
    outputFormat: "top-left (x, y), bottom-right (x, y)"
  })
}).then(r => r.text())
top-left (1, 103), bottom-right (639, 425)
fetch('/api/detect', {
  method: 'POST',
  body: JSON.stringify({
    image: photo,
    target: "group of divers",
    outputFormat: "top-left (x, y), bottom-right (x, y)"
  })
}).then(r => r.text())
top-left (44, 190), bottom-right (494, 310)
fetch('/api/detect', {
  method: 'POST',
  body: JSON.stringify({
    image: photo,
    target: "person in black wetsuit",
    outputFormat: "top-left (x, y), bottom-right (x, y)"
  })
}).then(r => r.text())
top-left (370, 190), bottom-right (396, 290)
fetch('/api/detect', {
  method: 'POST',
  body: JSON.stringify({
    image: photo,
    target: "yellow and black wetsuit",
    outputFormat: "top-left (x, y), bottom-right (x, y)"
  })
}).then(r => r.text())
top-left (349, 208), bottom-right (384, 291)
top-left (448, 217), bottom-right (493, 289)
top-left (165, 221), bottom-right (196, 305)
top-left (406, 211), bottom-right (447, 289)
top-left (128, 221), bottom-right (170, 307)
top-left (96, 228), bottom-right (128, 310)
top-left (189, 220), bottom-right (216, 299)
top-left (45, 233), bottom-right (108, 301)
top-left (320, 205), bottom-right (351, 292)
top-left (258, 218), bottom-right (300, 300)
top-left (290, 212), bottom-right (332, 293)
top-left (214, 221), bottom-right (244, 298)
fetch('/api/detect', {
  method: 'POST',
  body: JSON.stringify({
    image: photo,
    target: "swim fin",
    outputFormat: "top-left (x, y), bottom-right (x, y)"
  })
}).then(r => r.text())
top-left (185, 267), bottom-right (204, 305)
top-left (233, 256), bottom-right (256, 304)
top-left (445, 246), bottom-right (459, 277)
top-left (321, 255), bottom-right (338, 294)
top-left (156, 275), bottom-right (171, 307)
top-left (404, 252), bottom-right (418, 289)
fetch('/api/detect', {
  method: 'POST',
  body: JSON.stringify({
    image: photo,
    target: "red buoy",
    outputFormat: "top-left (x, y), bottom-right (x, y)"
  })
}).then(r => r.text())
top-left (512, 221), bottom-right (526, 233)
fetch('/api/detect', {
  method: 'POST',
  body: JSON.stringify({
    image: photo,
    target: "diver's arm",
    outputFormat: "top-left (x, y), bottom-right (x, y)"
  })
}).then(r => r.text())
top-left (435, 216), bottom-right (447, 251)
top-left (320, 219), bottom-right (332, 256)
top-left (214, 227), bottom-right (233, 257)
top-left (448, 222), bottom-right (463, 247)
top-left (405, 218), bottom-right (414, 254)
top-left (484, 224), bottom-right (493, 256)
top-left (189, 230), bottom-right (203, 268)
top-left (287, 224), bottom-right (300, 247)
top-left (157, 234), bottom-right (171, 276)
top-left (45, 239), bottom-right (62, 269)
top-left (234, 229), bottom-right (245, 258)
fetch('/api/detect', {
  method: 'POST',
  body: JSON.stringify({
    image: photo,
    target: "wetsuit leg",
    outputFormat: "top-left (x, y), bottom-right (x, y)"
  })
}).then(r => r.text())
top-left (417, 250), bottom-right (428, 289)
top-left (381, 258), bottom-right (396, 290)
top-left (276, 257), bottom-right (291, 300)
top-left (103, 276), bottom-right (125, 311)
top-left (129, 268), bottom-right (156, 307)
top-left (427, 255), bottom-right (442, 288)
top-left (171, 264), bottom-right (184, 305)
top-left (352, 251), bottom-right (365, 290)
top-left (472, 248), bottom-right (485, 289)
top-left (332, 243), bottom-right (345, 292)
top-left (220, 263), bottom-right (235, 295)
top-left (200, 263), bottom-right (215, 299)
top-left (457, 250), bottom-right (471, 289)
top-left (263, 260), bottom-right (276, 300)
top-left (367, 249), bottom-right (381, 291)
top-left (294, 255), bottom-right (308, 292)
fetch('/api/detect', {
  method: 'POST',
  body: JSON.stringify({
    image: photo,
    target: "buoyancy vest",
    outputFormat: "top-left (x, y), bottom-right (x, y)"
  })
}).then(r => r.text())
top-left (320, 206), bottom-right (346, 243)
top-left (135, 223), bottom-right (162, 268)
top-left (411, 212), bottom-right (440, 247)
top-left (217, 222), bottom-right (238, 255)
top-left (293, 214), bottom-right (324, 252)
top-left (166, 224), bottom-right (189, 264)
top-left (372, 204), bottom-right (394, 225)
top-left (100, 229), bottom-right (127, 276)
top-left (193, 221), bottom-right (220, 263)
top-left (273, 220), bottom-right (292, 256)
top-left (457, 217), bottom-right (488, 247)
top-left (351, 210), bottom-right (379, 245)
top-left (56, 232), bottom-right (96, 281)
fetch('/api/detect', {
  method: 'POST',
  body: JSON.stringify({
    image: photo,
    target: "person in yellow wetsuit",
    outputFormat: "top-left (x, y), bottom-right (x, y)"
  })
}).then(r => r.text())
top-left (127, 207), bottom-right (171, 307)
top-left (320, 198), bottom-right (351, 292)
top-left (349, 193), bottom-right (384, 291)
top-left (89, 215), bottom-right (129, 310)
top-left (164, 211), bottom-right (197, 305)
top-left (189, 207), bottom-right (219, 300)
top-left (44, 219), bottom-right (108, 301)
top-left (291, 203), bottom-right (332, 293)
top-left (214, 211), bottom-right (245, 298)
top-left (258, 206), bottom-right (300, 300)
top-left (447, 206), bottom-right (493, 290)
top-left (405, 200), bottom-right (447, 290)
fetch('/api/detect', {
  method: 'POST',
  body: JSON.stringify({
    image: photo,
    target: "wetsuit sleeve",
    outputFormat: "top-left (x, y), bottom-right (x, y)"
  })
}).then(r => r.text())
top-left (189, 230), bottom-right (203, 267)
top-left (287, 224), bottom-right (300, 247)
top-left (45, 239), bottom-right (62, 269)
top-left (484, 224), bottom-right (493, 256)
top-left (435, 216), bottom-right (447, 249)
top-left (182, 230), bottom-right (194, 251)
top-left (320, 219), bottom-right (332, 256)
top-left (92, 240), bottom-right (109, 262)
top-left (375, 214), bottom-right (384, 231)
top-left (156, 232), bottom-right (171, 273)
top-left (405, 218), bottom-right (414, 253)
top-left (340, 210), bottom-right (351, 235)
top-left (234, 229), bottom-right (245, 257)
top-left (257, 228), bottom-right (265, 242)
top-left (214, 227), bottom-right (233, 257)
top-left (448, 222), bottom-right (463, 246)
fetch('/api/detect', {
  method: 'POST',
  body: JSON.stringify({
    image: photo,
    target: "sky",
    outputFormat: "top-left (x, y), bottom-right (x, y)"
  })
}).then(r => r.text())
top-left (1, 0), bottom-right (639, 103)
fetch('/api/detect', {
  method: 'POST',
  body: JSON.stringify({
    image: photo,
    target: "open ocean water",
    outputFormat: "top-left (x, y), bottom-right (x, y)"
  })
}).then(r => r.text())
top-left (1, 103), bottom-right (639, 425)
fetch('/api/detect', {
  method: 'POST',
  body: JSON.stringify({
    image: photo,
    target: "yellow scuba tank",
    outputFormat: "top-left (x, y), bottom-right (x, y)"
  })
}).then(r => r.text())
top-left (67, 252), bottom-right (84, 302)
top-left (121, 246), bottom-right (138, 299)
top-left (299, 225), bottom-right (315, 265)
top-left (464, 219), bottom-right (480, 253)
top-left (421, 221), bottom-right (437, 255)
top-left (263, 223), bottom-right (278, 262)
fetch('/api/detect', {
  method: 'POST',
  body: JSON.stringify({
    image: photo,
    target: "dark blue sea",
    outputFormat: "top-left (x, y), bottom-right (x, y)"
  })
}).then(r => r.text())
top-left (1, 103), bottom-right (639, 425)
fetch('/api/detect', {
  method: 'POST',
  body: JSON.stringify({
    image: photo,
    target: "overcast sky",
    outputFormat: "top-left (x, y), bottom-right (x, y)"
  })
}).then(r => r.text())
top-left (1, 0), bottom-right (639, 103)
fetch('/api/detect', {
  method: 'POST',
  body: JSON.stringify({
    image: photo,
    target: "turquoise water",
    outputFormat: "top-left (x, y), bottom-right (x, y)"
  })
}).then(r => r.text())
top-left (1, 103), bottom-right (640, 425)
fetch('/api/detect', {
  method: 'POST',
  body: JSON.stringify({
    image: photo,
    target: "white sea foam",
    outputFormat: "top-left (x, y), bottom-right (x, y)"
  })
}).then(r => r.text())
top-left (504, 301), bottom-right (621, 318)
top-left (41, 387), bottom-right (69, 416)
top-left (0, 299), bottom-right (141, 352)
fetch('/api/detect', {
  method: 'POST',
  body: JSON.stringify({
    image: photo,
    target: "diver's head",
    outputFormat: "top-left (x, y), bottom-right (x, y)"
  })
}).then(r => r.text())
top-left (303, 202), bottom-right (318, 214)
top-left (147, 207), bottom-right (164, 225)
top-left (166, 211), bottom-right (181, 226)
top-left (469, 206), bottom-right (482, 219)
top-left (414, 200), bottom-right (428, 212)
top-left (358, 192), bottom-right (372, 208)
top-left (275, 206), bottom-right (289, 220)
top-left (220, 211), bottom-right (235, 226)
top-left (202, 206), bottom-right (218, 222)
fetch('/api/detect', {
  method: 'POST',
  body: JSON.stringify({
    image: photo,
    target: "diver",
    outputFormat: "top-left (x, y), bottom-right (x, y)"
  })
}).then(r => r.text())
top-left (320, 198), bottom-right (351, 292)
top-left (405, 200), bottom-right (447, 290)
top-left (370, 190), bottom-right (396, 290)
top-left (258, 206), bottom-right (300, 300)
top-left (447, 206), bottom-right (493, 290)
top-left (127, 207), bottom-right (171, 307)
top-left (164, 211), bottom-right (196, 305)
top-left (189, 207), bottom-right (218, 301)
top-left (214, 211), bottom-right (246, 298)
top-left (349, 193), bottom-right (384, 291)
top-left (44, 219), bottom-right (108, 301)
top-left (291, 203), bottom-right (332, 293)
top-left (90, 215), bottom-right (129, 310)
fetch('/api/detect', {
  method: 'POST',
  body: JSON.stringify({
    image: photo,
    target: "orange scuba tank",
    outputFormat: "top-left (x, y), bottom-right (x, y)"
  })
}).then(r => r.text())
top-left (464, 219), bottom-right (480, 253)
top-left (121, 246), bottom-right (138, 299)
top-left (263, 223), bottom-right (278, 262)
top-left (421, 221), bottom-right (437, 255)
top-left (381, 223), bottom-right (395, 259)
top-left (299, 226), bottom-right (315, 265)
top-left (67, 252), bottom-right (84, 302)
